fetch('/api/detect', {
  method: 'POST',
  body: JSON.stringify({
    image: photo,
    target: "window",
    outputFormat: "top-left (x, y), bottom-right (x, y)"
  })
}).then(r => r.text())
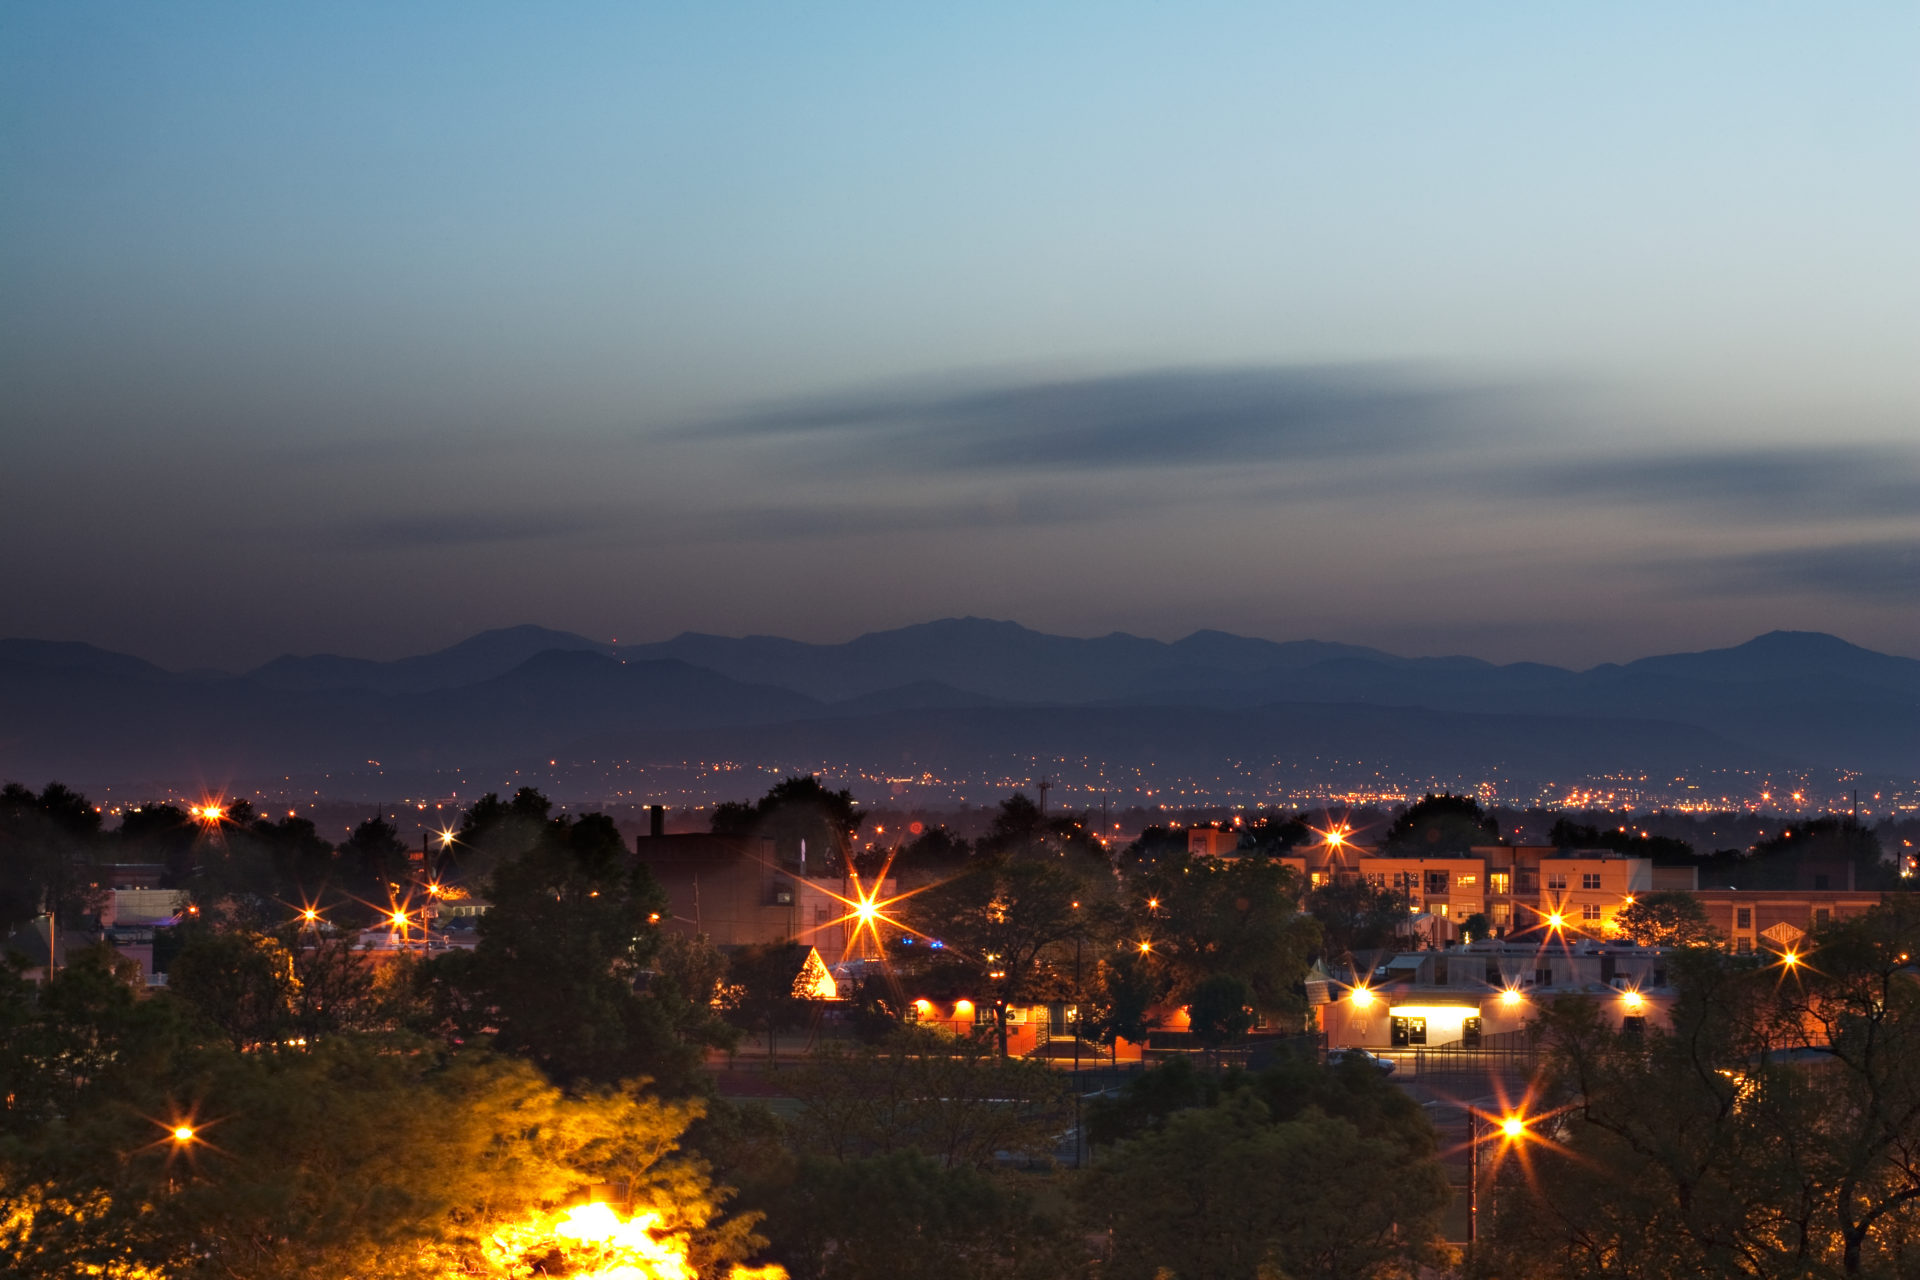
top-left (1485, 962), bottom-right (1503, 985)
top-left (1492, 903), bottom-right (1512, 924)
top-left (1582, 872), bottom-right (1602, 890)
top-left (1534, 967), bottom-right (1553, 987)
top-left (1394, 871), bottom-right (1416, 891)
top-left (1489, 871), bottom-right (1511, 895)
top-left (1736, 907), bottom-right (1752, 930)
top-left (1736, 938), bottom-right (1753, 955)
top-left (1426, 870), bottom-right (1450, 894)
top-left (1815, 908), bottom-right (1831, 927)
top-left (1622, 1015), bottom-right (1647, 1038)
top-left (1434, 903), bottom-right (1449, 917)
top-left (1364, 871), bottom-right (1385, 889)
top-left (1433, 956), bottom-right (1449, 984)
top-left (1582, 903), bottom-right (1602, 922)
top-left (1457, 874), bottom-right (1478, 886)
top-left (1310, 871), bottom-right (1326, 887)
top-left (1546, 871), bottom-right (1569, 890)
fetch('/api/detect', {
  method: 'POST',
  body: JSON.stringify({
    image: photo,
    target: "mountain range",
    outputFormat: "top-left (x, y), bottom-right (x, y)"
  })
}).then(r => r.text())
top-left (1, 620), bottom-right (1914, 790)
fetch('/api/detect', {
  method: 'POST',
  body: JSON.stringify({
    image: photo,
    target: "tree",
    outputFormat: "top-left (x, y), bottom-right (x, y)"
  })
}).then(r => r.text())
top-left (785, 1028), bottom-right (1070, 1169)
top-left (426, 811), bottom-right (697, 1090)
top-left (1185, 972), bottom-right (1256, 1052)
top-left (0, 781), bottom-right (106, 931)
top-left (116, 801), bottom-right (199, 887)
top-left (0, 1040), bottom-right (773, 1280)
top-left (712, 776), bottom-right (863, 874)
top-left (1610, 889), bottom-right (1718, 947)
top-left (1305, 876), bottom-right (1408, 961)
top-left (1137, 856), bottom-right (1320, 1027)
top-left (1083, 1091), bottom-right (1448, 1280)
top-left (166, 928), bottom-right (298, 1049)
top-left (1482, 901), bottom-right (1920, 1277)
top-left (722, 941), bottom-right (817, 1061)
top-left (1384, 793), bottom-right (1499, 854)
top-left (650, 931), bottom-right (743, 1054)
top-left (451, 786), bottom-right (553, 887)
top-left (1080, 949), bottom-right (1169, 1066)
top-left (1549, 817), bottom-right (1694, 862)
top-left (757, 1151), bottom-right (1076, 1280)
top-left (906, 854), bottom-right (1110, 1056)
top-left (339, 814), bottom-right (411, 900)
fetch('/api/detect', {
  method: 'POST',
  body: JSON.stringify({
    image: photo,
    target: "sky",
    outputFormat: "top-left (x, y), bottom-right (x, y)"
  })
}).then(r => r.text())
top-left (3, 3), bottom-right (1916, 672)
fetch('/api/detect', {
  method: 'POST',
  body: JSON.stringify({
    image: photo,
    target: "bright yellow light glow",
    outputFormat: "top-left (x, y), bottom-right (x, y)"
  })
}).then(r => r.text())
top-left (1622, 991), bottom-right (1644, 1010)
top-left (953, 999), bottom-right (974, 1017)
top-left (1349, 986), bottom-right (1375, 1008)
top-left (1547, 912), bottom-right (1565, 929)
top-left (194, 804), bottom-right (225, 823)
top-left (1501, 1116), bottom-right (1526, 1139)
top-left (302, 909), bottom-right (318, 923)
top-left (913, 998), bottom-right (932, 1012)
top-left (1147, 897), bottom-right (1159, 910)
top-left (389, 911), bottom-right (408, 929)
top-left (1782, 950), bottom-right (1799, 968)
top-left (479, 1199), bottom-right (787, 1280)
top-left (1138, 940), bottom-right (1153, 954)
top-left (172, 1126), bottom-right (194, 1143)
top-left (1500, 988), bottom-right (1523, 1007)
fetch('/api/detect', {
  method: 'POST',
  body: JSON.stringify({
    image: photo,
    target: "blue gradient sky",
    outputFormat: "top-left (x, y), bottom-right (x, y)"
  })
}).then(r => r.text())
top-left (3, 3), bottom-right (1916, 669)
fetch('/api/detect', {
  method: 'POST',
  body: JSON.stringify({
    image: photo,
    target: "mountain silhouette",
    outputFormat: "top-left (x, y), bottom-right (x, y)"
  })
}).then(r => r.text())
top-left (1, 621), bottom-right (1913, 786)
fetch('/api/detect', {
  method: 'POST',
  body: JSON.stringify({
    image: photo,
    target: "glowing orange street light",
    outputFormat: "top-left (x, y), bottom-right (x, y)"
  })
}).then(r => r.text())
top-left (172, 1125), bottom-right (196, 1144)
top-left (1500, 988), bottom-right (1524, 1008)
top-left (1781, 950), bottom-right (1800, 969)
top-left (1137, 940), bottom-right (1153, 954)
top-left (1500, 1115), bottom-right (1527, 1140)
top-left (301, 908), bottom-right (319, 925)
top-left (1546, 911), bottom-right (1565, 930)
top-left (1349, 986), bottom-right (1376, 1009)
top-left (1622, 990), bottom-right (1645, 1011)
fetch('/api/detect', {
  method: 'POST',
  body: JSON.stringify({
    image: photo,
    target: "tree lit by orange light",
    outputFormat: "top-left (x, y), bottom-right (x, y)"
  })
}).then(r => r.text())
top-left (477, 1200), bottom-right (786, 1280)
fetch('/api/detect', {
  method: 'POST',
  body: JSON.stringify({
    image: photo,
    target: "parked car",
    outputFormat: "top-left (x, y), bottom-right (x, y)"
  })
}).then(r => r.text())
top-left (1328, 1047), bottom-right (1396, 1076)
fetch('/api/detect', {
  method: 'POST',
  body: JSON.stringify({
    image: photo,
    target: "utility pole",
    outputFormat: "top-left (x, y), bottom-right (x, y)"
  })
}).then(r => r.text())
top-left (1468, 1109), bottom-right (1479, 1256)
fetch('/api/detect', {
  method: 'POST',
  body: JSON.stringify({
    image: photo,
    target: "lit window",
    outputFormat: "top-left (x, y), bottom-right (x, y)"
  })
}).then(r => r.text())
top-left (1582, 903), bottom-right (1601, 922)
top-left (1457, 874), bottom-right (1477, 886)
top-left (1489, 872), bottom-right (1511, 895)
